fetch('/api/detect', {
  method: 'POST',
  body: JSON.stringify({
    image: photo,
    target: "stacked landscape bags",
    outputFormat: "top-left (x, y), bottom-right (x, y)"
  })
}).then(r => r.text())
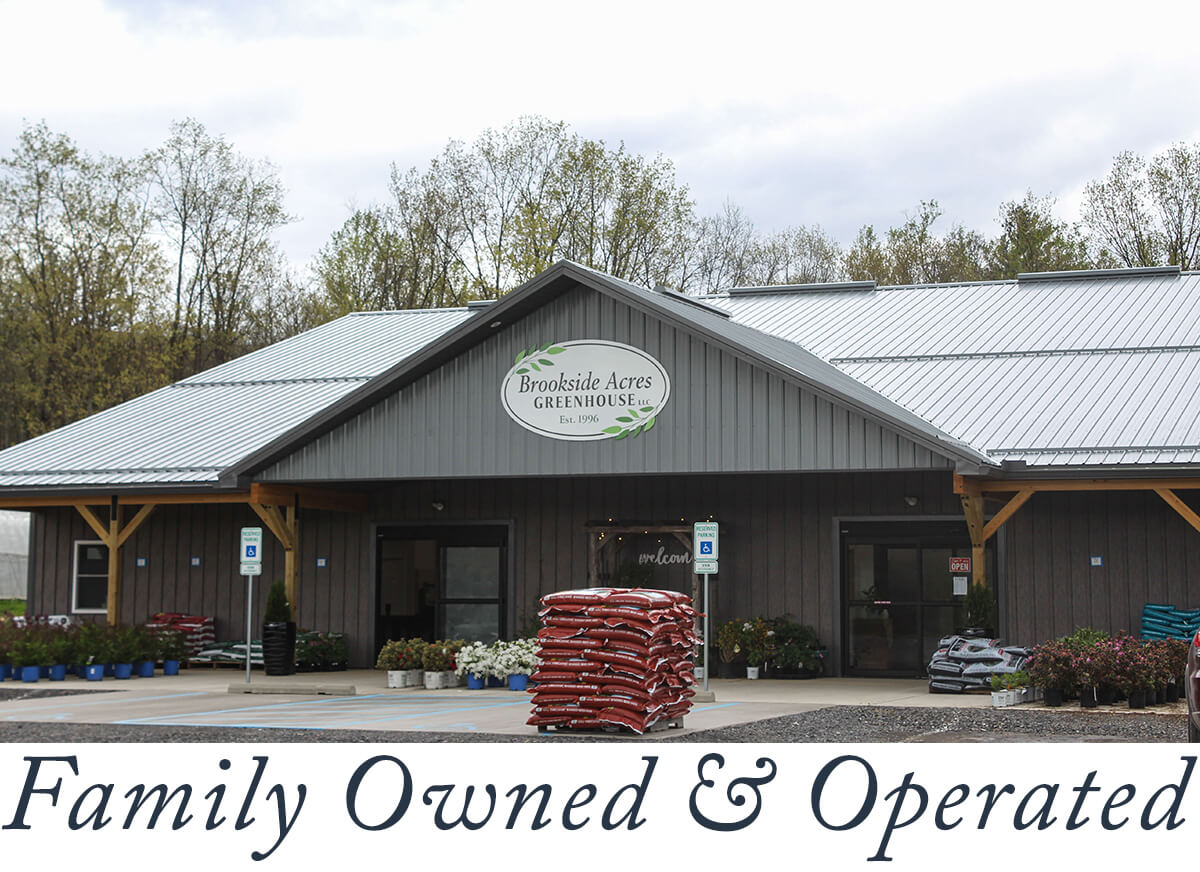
top-left (927, 634), bottom-right (1030, 693)
top-left (147, 613), bottom-right (216, 658)
top-left (1140, 603), bottom-right (1200, 640)
top-left (527, 587), bottom-right (699, 734)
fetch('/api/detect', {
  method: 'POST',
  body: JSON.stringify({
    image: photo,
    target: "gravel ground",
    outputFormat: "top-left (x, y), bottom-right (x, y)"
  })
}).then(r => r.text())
top-left (0, 686), bottom-right (1187, 742)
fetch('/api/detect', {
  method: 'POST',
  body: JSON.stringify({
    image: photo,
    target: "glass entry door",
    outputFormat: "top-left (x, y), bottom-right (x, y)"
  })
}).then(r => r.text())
top-left (842, 522), bottom-right (993, 676)
top-left (376, 525), bottom-right (507, 649)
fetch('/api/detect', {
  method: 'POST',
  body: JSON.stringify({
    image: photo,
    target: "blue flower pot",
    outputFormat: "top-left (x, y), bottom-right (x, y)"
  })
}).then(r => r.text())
top-left (114, 663), bottom-right (133, 680)
top-left (467, 673), bottom-right (485, 689)
top-left (163, 660), bottom-right (180, 676)
top-left (486, 676), bottom-right (505, 688)
top-left (0, 663), bottom-right (11, 681)
top-left (49, 664), bottom-right (67, 681)
top-left (38, 665), bottom-right (50, 679)
top-left (138, 661), bottom-right (155, 678)
top-left (507, 673), bottom-right (528, 691)
top-left (85, 664), bottom-right (104, 681)
top-left (104, 663), bottom-right (115, 677)
top-left (20, 666), bottom-right (39, 683)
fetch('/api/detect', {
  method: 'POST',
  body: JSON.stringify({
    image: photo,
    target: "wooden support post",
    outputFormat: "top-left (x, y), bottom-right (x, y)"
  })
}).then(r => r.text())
top-left (959, 488), bottom-right (987, 589)
top-left (982, 488), bottom-right (1034, 541)
top-left (1155, 488), bottom-right (1200, 535)
top-left (588, 532), bottom-right (599, 586)
top-left (285, 500), bottom-right (298, 621)
top-left (107, 497), bottom-right (122, 625)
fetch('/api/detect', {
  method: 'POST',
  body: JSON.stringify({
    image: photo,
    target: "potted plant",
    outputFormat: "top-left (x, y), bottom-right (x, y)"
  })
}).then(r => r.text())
top-left (46, 629), bottom-right (75, 681)
top-left (422, 640), bottom-right (464, 689)
top-left (377, 638), bottom-right (428, 687)
top-left (1165, 638), bottom-right (1189, 702)
top-left (295, 630), bottom-right (348, 672)
top-left (496, 638), bottom-right (539, 690)
top-left (769, 618), bottom-right (825, 679)
top-left (158, 629), bottom-right (187, 675)
top-left (10, 636), bottom-right (45, 683)
top-left (455, 641), bottom-right (492, 689)
top-left (0, 623), bottom-right (12, 680)
top-left (741, 617), bottom-right (770, 679)
top-left (693, 643), bottom-right (705, 682)
top-left (1026, 639), bottom-right (1073, 706)
top-left (716, 619), bottom-right (746, 677)
top-left (958, 582), bottom-right (995, 638)
top-left (261, 580), bottom-right (296, 676)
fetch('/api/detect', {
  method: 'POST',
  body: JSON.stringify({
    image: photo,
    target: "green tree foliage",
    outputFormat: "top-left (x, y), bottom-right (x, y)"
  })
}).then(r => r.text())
top-left (1082, 143), bottom-right (1200, 269)
top-left (988, 192), bottom-right (1090, 277)
top-left (0, 120), bottom-right (316, 450)
top-left (844, 201), bottom-right (992, 285)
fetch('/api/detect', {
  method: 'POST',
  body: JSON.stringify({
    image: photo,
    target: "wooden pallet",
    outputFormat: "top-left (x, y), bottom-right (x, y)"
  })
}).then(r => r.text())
top-left (537, 716), bottom-right (684, 736)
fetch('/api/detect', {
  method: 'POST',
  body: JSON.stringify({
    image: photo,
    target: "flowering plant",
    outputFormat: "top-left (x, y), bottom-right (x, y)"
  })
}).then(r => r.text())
top-left (716, 620), bottom-right (745, 663)
top-left (1110, 636), bottom-right (1155, 692)
top-left (455, 641), bottom-right (500, 678)
top-left (375, 637), bottom-right (428, 671)
top-left (741, 617), bottom-right (771, 667)
top-left (1026, 640), bottom-right (1075, 689)
top-left (422, 639), bottom-right (465, 672)
top-left (493, 638), bottom-right (539, 676)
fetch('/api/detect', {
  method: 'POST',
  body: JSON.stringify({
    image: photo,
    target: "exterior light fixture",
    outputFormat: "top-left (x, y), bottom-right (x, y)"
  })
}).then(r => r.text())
top-left (432, 501), bottom-right (445, 511)
top-left (903, 495), bottom-right (919, 507)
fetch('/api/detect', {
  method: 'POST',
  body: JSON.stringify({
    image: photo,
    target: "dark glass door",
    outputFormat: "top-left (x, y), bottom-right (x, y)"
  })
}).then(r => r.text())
top-left (376, 525), bottom-right (507, 649)
top-left (842, 522), bottom-right (994, 676)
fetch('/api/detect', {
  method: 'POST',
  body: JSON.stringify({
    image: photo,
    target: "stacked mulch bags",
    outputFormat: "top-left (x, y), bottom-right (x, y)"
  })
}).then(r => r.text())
top-left (527, 588), bottom-right (699, 734)
top-left (927, 634), bottom-right (1029, 693)
top-left (1140, 603), bottom-right (1200, 640)
top-left (147, 613), bottom-right (216, 658)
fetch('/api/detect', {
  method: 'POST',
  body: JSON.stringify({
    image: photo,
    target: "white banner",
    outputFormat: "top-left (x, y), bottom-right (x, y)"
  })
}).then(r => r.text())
top-left (0, 743), bottom-right (1194, 868)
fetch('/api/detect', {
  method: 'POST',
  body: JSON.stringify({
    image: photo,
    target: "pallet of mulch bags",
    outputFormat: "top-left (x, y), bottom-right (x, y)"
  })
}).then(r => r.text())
top-left (147, 613), bottom-right (217, 657)
top-left (927, 634), bottom-right (1029, 694)
top-left (527, 587), bottom-right (699, 735)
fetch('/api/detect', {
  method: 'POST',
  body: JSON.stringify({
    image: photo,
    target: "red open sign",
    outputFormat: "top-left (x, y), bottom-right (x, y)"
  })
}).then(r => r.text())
top-left (949, 556), bottom-right (971, 573)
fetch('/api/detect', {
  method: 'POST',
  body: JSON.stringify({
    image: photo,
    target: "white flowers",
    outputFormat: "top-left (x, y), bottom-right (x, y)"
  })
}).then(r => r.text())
top-left (454, 638), bottom-right (540, 678)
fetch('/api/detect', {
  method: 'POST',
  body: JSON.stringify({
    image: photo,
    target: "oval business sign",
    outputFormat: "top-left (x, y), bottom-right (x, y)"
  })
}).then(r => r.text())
top-left (501, 340), bottom-right (671, 441)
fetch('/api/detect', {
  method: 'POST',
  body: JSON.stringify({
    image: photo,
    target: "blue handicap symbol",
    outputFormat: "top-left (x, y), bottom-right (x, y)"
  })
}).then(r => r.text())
top-left (246, 545), bottom-right (257, 557)
top-left (700, 542), bottom-right (713, 554)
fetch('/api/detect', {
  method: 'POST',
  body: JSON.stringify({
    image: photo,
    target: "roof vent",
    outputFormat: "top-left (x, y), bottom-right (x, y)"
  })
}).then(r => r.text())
top-left (727, 280), bottom-right (877, 296)
top-left (653, 285), bottom-right (730, 318)
top-left (1017, 265), bottom-right (1181, 283)
top-left (466, 299), bottom-right (497, 309)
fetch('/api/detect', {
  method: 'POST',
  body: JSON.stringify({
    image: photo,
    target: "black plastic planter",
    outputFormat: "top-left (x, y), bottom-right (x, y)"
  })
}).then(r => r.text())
top-left (262, 621), bottom-right (296, 675)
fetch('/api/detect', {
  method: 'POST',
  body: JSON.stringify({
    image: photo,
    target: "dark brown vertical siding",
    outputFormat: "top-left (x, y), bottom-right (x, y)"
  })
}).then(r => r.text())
top-left (1003, 490), bottom-right (1200, 644)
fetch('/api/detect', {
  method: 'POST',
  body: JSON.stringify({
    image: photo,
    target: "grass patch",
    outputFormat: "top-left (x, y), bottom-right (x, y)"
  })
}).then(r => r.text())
top-left (0, 598), bottom-right (26, 616)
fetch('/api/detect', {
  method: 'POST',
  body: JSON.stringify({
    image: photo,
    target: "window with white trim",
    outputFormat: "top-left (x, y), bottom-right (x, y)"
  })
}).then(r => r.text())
top-left (72, 540), bottom-right (108, 614)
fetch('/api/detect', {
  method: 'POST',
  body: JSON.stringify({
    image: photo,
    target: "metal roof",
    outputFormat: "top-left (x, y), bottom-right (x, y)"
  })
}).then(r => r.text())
top-left (0, 308), bottom-right (475, 488)
top-left (2, 262), bottom-right (1199, 489)
top-left (711, 269), bottom-right (1200, 469)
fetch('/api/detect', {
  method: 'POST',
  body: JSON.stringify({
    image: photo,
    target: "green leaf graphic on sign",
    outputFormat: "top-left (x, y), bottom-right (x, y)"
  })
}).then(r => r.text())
top-left (538, 358), bottom-right (552, 366)
top-left (515, 350), bottom-right (527, 364)
top-left (602, 426), bottom-right (622, 434)
top-left (547, 347), bottom-right (565, 354)
top-left (644, 416), bottom-right (655, 432)
top-left (627, 408), bottom-right (639, 418)
top-left (640, 406), bottom-right (654, 413)
top-left (615, 429), bottom-right (629, 440)
top-left (516, 367), bottom-right (529, 374)
top-left (615, 416), bottom-right (632, 423)
top-left (530, 362), bottom-right (541, 372)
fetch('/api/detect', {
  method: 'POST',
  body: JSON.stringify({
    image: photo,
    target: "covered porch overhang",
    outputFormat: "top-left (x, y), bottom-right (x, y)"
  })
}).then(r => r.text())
top-left (0, 484), bottom-right (367, 624)
top-left (953, 473), bottom-right (1200, 589)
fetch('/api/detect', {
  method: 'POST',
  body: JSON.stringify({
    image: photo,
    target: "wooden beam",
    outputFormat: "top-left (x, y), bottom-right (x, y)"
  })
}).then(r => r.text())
top-left (116, 503), bottom-right (157, 548)
top-left (106, 499), bottom-right (122, 625)
top-left (75, 505), bottom-right (113, 544)
top-left (284, 501), bottom-right (298, 620)
top-left (982, 488), bottom-right (1034, 541)
top-left (249, 503), bottom-right (293, 551)
top-left (965, 477), bottom-right (1200, 494)
top-left (250, 483), bottom-right (366, 513)
top-left (0, 492), bottom-right (252, 509)
top-left (959, 491), bottom-right (987, 588)
top-left (1155, 488), bottom-right (1200, 535)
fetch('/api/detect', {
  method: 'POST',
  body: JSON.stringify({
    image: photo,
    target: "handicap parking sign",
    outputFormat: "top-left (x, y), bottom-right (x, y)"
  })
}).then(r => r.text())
top-left (246, 545), bottom-right (257, 558)
top-left (699, 541), bottom-right (713, 554)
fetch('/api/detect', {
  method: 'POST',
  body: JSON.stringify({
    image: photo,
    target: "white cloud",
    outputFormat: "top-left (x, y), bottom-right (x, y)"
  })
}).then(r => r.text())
top-left (2, 0), bottom-right (1199, 266)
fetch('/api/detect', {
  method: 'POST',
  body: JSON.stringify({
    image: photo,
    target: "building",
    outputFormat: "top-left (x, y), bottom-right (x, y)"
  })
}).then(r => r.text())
top-left (1, 261), bottom-right (1198, 673)
top-left (0, 510), bottom-right (29, 599)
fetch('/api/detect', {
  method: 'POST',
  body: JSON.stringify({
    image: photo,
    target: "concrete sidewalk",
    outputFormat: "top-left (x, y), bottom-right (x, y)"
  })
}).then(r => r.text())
top-left (0, 669), bottom-right (996, 737)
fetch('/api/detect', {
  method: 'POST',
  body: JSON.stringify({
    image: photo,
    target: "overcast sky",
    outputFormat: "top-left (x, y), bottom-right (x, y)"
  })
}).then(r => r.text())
top-left (3, 0), bottom-right (1199, 272)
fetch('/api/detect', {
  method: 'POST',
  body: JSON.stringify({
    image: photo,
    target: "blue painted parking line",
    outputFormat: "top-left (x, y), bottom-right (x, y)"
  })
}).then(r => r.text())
top-left (3, 691), bottom-right (211, 719)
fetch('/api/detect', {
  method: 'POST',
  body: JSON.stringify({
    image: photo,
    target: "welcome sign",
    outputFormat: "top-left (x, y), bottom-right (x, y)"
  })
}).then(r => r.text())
top-left (501, 340), bottom-right (671, 440)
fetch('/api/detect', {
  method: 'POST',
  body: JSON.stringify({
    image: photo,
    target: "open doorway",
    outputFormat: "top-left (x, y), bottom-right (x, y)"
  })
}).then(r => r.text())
top-left (375, 524), bottom-right (508, 650)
